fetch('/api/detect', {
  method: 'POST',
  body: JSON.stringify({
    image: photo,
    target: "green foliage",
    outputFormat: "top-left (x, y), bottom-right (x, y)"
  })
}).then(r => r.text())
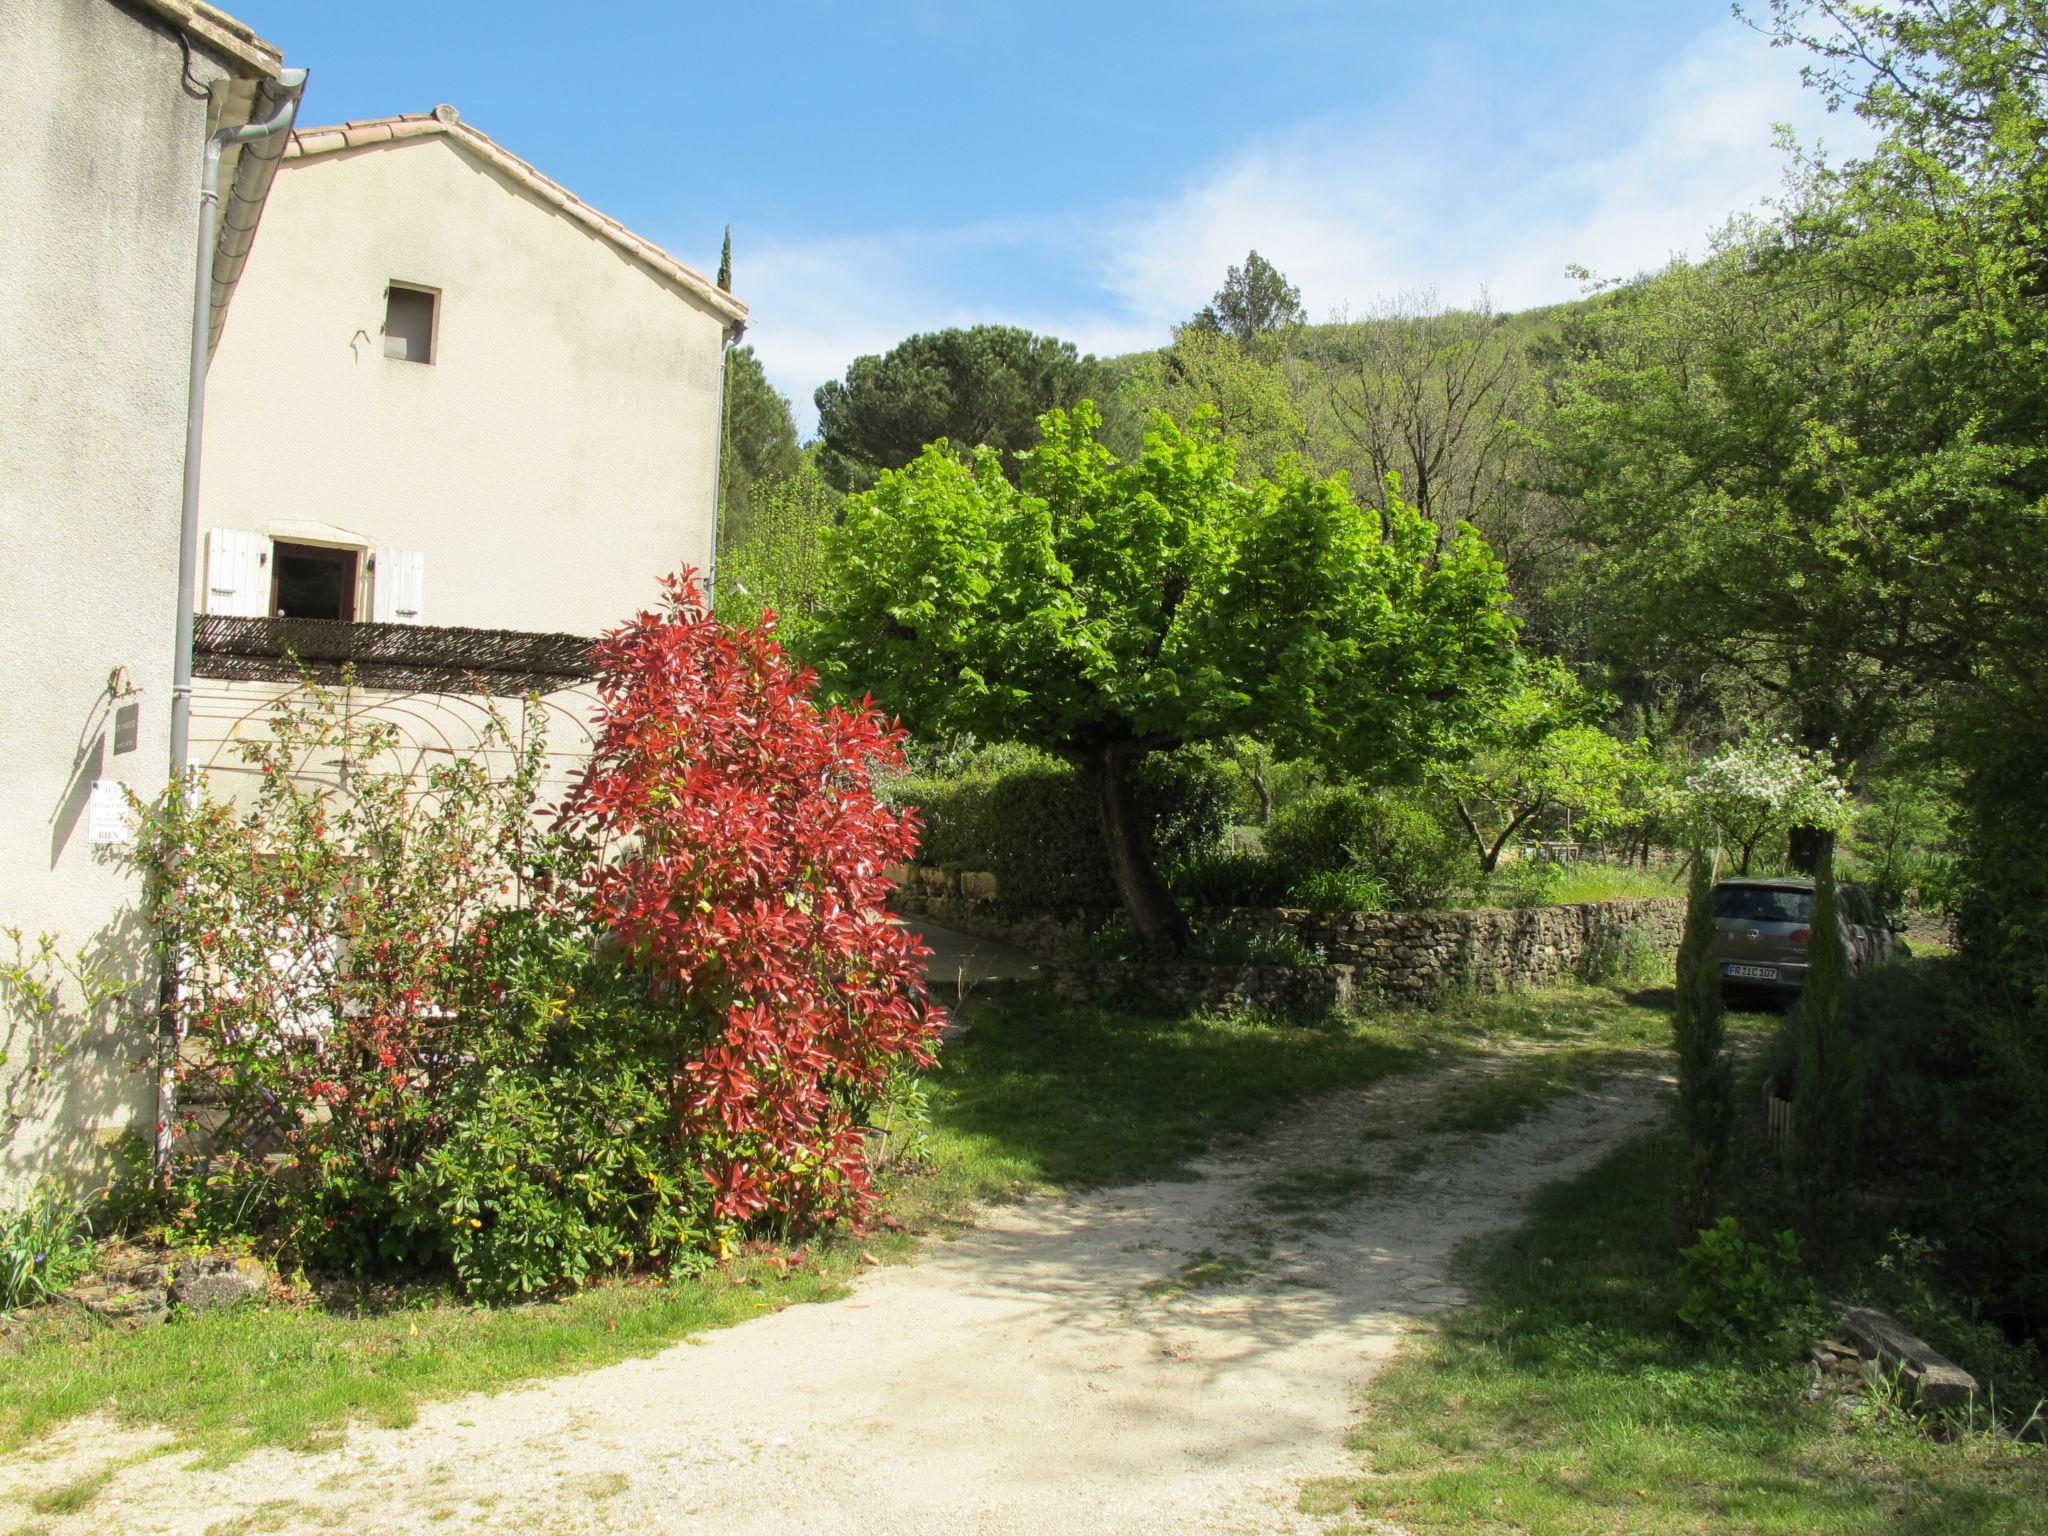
top-left (1312, 1126), bottom-right (2047, 1534)
top-left (808, 399), bottom-right (1513, 947)
top-left (716, 345), bottom-right (803, 552)
top-left (1170, 848), bottom-right (1296, 909)
top-left (398, 917), bottom-right (713, 1302)
top-left (1119, 325), bottom-right (1306, 480)
top-left (1672, 852), bottom-right (1733, 1239)
top-left (1285, 868), bottom-right (1394, 914)
top-left (1186, 249), bottom-right (1306, 340)
top-left (1476, 857), bottom-right (1565, 909)
top-left (1851, 955), bottom-right (2048, 1354)
top-left (812, 324), bottom-right (1113, 491)
top-left (1791, 844), bottom-right (1859, 1248)
top-left (1263, 787), bottom-right (1475, 909)
top-left (1432, 658), bottom-right (1648, 871)
top-left (717, 456), bottom-right (840, 628)
top-left (1678, 1217), bottom-right (1816, 1345)
top-left (1, 1182), bottom-right (93, 1313)
top-left (893, 747), bottom-right (1230, 908)
top-left (1843, 762), bottom-right (1951, 916)
top-left (1308, 295), bottom-right (1574, 643)
top-left (130, 680), bottom-right (559, 1276)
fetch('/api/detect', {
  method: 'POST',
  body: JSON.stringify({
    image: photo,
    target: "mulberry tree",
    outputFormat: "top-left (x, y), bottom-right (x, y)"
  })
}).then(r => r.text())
top-left (807, 403), bottom-right (1516, 952)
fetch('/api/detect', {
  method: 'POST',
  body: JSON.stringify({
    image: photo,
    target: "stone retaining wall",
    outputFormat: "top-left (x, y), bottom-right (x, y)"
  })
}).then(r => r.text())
top-left (890, 864), bottom-right (1683, 1009)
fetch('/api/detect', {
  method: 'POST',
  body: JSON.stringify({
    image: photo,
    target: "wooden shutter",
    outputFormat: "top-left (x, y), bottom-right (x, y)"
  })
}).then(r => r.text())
top-left (372, 548), bottom-right (425, 623)
top-left (204, 528), bottom-right (270, 616)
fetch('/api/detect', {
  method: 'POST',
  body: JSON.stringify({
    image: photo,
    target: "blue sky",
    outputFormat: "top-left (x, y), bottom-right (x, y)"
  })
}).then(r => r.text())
top-left (231, 1), bottom-right (1865, 432)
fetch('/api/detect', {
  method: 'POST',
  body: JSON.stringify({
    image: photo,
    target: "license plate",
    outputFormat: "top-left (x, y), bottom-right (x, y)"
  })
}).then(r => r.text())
top-left (1723, 963), bottom-right (1779, 981)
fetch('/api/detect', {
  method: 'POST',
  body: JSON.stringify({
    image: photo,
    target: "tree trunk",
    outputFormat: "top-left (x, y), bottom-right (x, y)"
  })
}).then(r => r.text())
top-left (1787, 824), bottom-right (1825, 876)
top-left (1251, 765), bottom-right (1274, 827)
top-left (1084, 743), bottom-right (1191, 954)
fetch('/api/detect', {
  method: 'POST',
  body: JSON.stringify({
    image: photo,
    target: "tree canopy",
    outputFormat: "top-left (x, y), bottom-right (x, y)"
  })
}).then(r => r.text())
top-left (718, 345), bottom-right (802, 552)
top-left (1430, 659), bottom-right (1647, 871)
top-left (1188, 250), bottom-right (1307, 341)
top-left (811, 325), bottom-right (1113, 492)
top-left (805, 401), bottom-right (1516, 949)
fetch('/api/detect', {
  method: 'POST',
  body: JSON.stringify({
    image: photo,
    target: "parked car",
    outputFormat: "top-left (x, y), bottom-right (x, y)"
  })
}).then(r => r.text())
top-left (1709, 877), bottom-right (1903, 998)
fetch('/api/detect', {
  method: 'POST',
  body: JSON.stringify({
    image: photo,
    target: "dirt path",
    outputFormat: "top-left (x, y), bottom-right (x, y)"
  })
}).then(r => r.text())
top-left (3, 1065), bottom-right (1668, 1536)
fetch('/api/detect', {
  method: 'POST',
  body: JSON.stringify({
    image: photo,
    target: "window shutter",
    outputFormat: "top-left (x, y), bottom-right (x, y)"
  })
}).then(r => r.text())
top-left (204, 528), bottom-right (270, 616)
top-left (373, 548), bottom-right (425, 623)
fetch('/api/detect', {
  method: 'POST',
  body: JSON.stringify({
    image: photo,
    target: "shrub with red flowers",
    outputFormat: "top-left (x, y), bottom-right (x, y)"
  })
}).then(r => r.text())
top-left (133, 677), bottom-right (555, 1272)
top-left (130, 575), bottom-right (938, 1297)
top-left (557, 570), bottom-right (939, 1234)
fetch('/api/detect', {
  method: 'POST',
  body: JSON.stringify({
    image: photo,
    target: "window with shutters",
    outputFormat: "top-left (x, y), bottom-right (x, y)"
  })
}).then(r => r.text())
top-left (383, 282), bottom-right (438, 364)
top-left (271, 543), bottom-right (360, 621)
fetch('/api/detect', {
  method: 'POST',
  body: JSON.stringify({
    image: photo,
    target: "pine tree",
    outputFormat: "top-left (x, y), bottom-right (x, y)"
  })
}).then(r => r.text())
top-left (717, 225), bottom-right (732, 292)
top-left (1673, 849), bottom-right (1733, 1242)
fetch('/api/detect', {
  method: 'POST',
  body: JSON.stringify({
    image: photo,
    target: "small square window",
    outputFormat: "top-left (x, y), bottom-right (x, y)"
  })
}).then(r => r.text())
top-left (272, 542), bottom-right (360, 621)
top-left (383, 283), bottom-right (437, 363)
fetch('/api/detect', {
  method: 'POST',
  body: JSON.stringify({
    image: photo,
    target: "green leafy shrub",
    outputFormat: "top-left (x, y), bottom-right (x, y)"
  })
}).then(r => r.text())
top-left (1264, 788), bottom-right (1473, 908)
top-left (1791, 845), bottom-right (1860, 1252)
top-left (1285, 868), bottom-right (1393, 913)
top-left (894, 747), bottom-right (1230, 907)
top-left (1171, 849), bottom-right (1295, 908)
top-left (1, 1180), bottom-right (94, 1313)
top-left (397, 918), bottom-right (713, 1300)
top-left (1677, 1217), bottom-right (1816, 1345)
top-left (1851, 957), bottom-right (2048, 1352)
top-left (1476, 857), bottom-right (1566, 909)
top-left (1671, 853), bottom-right (1732, 1240)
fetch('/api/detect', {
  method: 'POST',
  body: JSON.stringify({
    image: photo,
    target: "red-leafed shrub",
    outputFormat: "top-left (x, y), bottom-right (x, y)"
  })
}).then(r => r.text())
top-left (129, 572), bottom-right (938, 1298)
top-left (558, 570), bottom-right (940, 1232)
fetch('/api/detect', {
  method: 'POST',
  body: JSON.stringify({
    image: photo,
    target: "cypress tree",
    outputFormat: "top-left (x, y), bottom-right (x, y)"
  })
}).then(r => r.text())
top-left (717, 226), bottom-right (732, 292)
top-left (1792, 840), bottom-right (1858, 1251)
top-left (1673, 849), bottom-right (1733, 1242)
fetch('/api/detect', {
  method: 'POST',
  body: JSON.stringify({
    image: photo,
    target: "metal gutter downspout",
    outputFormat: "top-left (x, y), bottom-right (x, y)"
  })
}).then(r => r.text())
top-left (706, 317), bottom-right (746, 608)
top-left (168, 67), bottom-right (308, 781)
top-left (159, 67), bottom-right (307, 1173)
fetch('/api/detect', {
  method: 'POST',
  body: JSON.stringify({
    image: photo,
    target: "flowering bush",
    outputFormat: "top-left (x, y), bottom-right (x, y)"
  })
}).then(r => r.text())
top-left (1683, 736), bottom-right (1853, 872)
top-left (135, 679), bottom-right (553, 1270)
top-left (558, 570), bottom-right (938, 1236)
top-left (133, 573), bottom-right (937, 1297)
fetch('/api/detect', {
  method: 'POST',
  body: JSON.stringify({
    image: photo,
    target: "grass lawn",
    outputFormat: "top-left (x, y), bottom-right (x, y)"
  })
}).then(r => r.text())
top-left (1303, 1127), bottom-right (2048, 1535)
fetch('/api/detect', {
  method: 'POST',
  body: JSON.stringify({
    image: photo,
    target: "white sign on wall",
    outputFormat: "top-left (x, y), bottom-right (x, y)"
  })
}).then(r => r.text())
top-left (87, 779), bottom-right (134, 847)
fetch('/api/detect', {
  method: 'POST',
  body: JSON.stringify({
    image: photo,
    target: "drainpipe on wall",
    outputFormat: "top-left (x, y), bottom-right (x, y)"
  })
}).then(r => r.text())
top-left (159, 67), bottom-right (308, 1173)
top-left (167, 66), bottom-right (308, 781)
top-left (706, 318), bottom-right (745, 607)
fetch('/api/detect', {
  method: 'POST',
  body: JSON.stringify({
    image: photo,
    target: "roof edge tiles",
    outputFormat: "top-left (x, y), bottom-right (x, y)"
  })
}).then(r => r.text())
top-left (127, 0), bottom-right (284, 79)
top-left (284, 106), bottom-right (748, 327)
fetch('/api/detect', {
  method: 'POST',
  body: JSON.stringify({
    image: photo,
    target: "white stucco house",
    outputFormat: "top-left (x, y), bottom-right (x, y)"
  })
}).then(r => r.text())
top-left (198, 104), bottom-right (746, 640)
top-left (1, 3), bottom-right (745, 1191)
top-left (0, 0), bottom-right (297, 1192)
top-left (187, 104), bottom-right (746, 807)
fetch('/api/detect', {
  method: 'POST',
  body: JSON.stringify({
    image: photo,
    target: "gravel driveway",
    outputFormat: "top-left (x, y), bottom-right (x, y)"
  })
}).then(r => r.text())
top-left (3, 1064), bottom-right (1668, 1536)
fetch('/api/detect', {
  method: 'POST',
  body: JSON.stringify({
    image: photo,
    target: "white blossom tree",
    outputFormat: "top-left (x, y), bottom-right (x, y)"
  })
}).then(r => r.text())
top-left (1684, 736), bottom-right (1854, 873)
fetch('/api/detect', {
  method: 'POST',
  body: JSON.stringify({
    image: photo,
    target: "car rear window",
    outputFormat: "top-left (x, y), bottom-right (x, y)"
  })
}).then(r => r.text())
top-left (1713, 885), bottom-right (1813, 923)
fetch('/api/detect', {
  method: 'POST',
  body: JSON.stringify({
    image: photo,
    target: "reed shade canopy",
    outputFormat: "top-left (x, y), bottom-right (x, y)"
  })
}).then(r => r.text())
top-left (192, 615), bottom-right (598, 696)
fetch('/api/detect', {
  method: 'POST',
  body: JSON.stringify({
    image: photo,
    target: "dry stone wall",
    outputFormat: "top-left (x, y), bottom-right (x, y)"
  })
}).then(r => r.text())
top-left (889, 864), bottom-right (1683, 1010)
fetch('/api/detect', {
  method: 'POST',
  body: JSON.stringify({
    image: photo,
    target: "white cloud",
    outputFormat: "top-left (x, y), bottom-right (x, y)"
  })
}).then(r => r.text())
top-left (1100, 23), bottom-right (1866, 323)
top-left (740, 21), bottom-right (1870, 434)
